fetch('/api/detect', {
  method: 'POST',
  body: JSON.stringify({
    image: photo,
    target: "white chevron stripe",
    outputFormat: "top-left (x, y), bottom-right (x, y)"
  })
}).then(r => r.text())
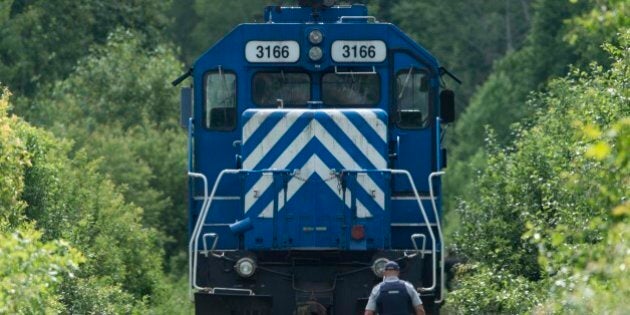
top-left (265, 163), bottom-right (379, 219)
top-left (356, 199), bottom-right (373, 218)
top-left (267, 120), bottom-right (316, 170)
top-left (243, 110), bottom-right (271, 141)
top-left (325, 111), bottom-right (387, 168)
top-left (353, 110), bottom-right (387, 143)
top-left (278, 189), bottom-right (285, 210)
top-left (244, 120), bottom-right (385, 214)
top-left (310, 121), bottom-right (385, 209)
top-left (356, 173), bottom-right (382, 209)
top-left (244, 172), bottom-right (273, 213)
top-left (285, 155), bottom-right (342, 201)
top-left (243, 110), bottom-right (302, 169)
top-left (279, 120), bottom-right (383, 208)
top-left (259, 203), bottom-right (274, 218)
top-left (260, 155), bottom-right (365, 219)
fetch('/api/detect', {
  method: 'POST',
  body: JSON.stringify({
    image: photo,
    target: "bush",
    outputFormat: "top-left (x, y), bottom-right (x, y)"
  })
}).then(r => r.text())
top-left (27, 30), bottom-right (188, 269)
top-left (448, 31), bottom-right (629, 313)
top-left (446, 264), bottom-right (544, 314)
top-left (0, 87), bottom-right (28, 230)
top-left (445, 0), bottom-right (628, 211)
top-left (1, 86), bottom-right (166, 312)
top-left (0, 225), bottom-right (83, 314)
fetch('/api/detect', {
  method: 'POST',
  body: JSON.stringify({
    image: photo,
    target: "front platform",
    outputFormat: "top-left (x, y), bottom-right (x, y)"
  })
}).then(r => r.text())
top-left (193, 250), bottom-right (440, 315)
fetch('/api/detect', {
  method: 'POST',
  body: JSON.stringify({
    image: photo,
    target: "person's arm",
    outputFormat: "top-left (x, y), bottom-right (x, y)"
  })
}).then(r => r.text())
top-left (364, 285), bottom-right (380, 315)
top-left (404, 282), bottom-right (425, 315)
top-left (415, 304), bottom-right (426, 315)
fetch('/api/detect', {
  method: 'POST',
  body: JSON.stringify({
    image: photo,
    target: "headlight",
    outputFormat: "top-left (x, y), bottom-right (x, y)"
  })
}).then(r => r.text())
top-left (235, 257), bottom-right (257, 278)
top-left (308, 30), bottom-right (323, 45)
top-left (372, 258), bottom-right (389, 278)
top-left (309, 46), bottom-right (323, 61)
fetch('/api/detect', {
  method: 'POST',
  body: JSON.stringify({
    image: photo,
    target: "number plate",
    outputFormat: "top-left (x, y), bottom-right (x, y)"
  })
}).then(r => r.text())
top-left (331, 40), bottom-right (387, 62)
top-left (246, 41), bottom-right (300, 63)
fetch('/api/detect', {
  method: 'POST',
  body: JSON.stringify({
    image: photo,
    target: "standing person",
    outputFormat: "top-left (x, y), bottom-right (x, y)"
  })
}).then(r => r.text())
top-left (364, 261), bottom-right (426, 315)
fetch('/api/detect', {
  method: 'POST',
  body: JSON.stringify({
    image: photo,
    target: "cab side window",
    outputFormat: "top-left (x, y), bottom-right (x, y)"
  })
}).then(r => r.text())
top-left (396, 69), bottom-right (430, 128)
top-left (205, 71), bottom-right (236, 130)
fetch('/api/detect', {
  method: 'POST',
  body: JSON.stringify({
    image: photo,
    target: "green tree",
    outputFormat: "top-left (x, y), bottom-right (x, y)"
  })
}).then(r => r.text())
top-left (0, 88), bottom-right (28, 230)
top-left (535, 116), bottom-right (629, 314)
top-left (447, 30), bottom-right (629, 313)
top-left (170, 0), bottom-right (402, 65)
top-left (391, 0), bottom-right (532, 106)
top-left (444, 0), bottom-right (628, 212)
top-left (1, 85), bottom-right (167, 312)
top-left (27, 30), bottom-right (188, 271)
top-left (172, 0), bottom-right (268, 64)
top-left (0, 0), bottom-right (171, 98)
top-left (0, 225), bottom-right (84, 314)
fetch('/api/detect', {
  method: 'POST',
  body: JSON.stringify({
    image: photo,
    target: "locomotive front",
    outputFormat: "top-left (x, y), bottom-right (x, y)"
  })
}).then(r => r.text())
top-left (177, 2), bottom-right (455, 314)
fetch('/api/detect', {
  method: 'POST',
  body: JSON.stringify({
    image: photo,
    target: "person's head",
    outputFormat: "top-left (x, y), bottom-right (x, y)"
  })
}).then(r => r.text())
top-left (383, 261), bottom-right (400, 277)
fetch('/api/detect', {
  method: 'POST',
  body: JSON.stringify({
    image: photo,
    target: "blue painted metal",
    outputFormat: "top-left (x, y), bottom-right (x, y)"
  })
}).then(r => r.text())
top-left (187, 3), bottom-right (446, 247)
top-left (187, 117), bottom-right (194, 237)
top-left (185, 4), bottom-right (450, 312)
top-left (436, 117), bottom-right (442, 170)
top-left (229, 217), bottom-right (253, 234)
top-left (180, 87), bottom-right (192, 128)
top-left (239, 109), bottom-right (389, 250)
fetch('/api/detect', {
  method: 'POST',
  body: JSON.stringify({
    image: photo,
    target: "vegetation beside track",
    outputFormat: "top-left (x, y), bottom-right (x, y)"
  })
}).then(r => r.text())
top-left (0, 0), bottom-right (627, 313)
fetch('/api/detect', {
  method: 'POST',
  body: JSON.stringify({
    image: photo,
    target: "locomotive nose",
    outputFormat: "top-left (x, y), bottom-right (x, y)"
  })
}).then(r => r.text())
top-left (240, 108), bottom-right (389, 250)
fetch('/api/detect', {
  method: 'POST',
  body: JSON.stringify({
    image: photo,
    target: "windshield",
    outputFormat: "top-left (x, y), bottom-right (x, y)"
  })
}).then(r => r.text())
top-left (321, 73), bottom-right (380, 106)
top-left (252, 72), bottom-right (310, 106)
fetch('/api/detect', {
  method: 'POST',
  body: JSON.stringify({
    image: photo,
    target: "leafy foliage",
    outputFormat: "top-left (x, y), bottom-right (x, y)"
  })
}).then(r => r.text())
top-left (2, 1), bottom-right (627, 313)
top-left (531, 35), bottom-right (630, 313)
top-left (26, 30), bottom-right (181, 130)
top-left (0, 88), bottom-right (28, 229)
top-left (149, 274), bottom-right (195, 315)
top-left (447, 264), bottom-right (545, 314)
top-left (448, 31), bottom-right (629, 313)
top-left (26, 30), bottom-right (188, 269)
top-left (0, 226), bottom-right (84, 314)
top-left (563, 0), bottom-right (630, 67)
top-left (536, 116), bottom-right (629, 314)
top-left (58, 276), bottom-right (146, 314)
top-left (445, 0), bottom-right (628, 215)
top-left (172, 0), bottom-right (268, 64)
top-left (0, 0), bottom-right (171, 97)
top-left (1, 87), bottom-right (165, 312)
top-left (391, 0), bottom-right (532, 106)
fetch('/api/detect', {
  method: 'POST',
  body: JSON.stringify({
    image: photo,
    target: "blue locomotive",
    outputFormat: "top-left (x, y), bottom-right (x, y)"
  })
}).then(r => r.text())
top-left (175, 1), bottom-right (456, 314)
